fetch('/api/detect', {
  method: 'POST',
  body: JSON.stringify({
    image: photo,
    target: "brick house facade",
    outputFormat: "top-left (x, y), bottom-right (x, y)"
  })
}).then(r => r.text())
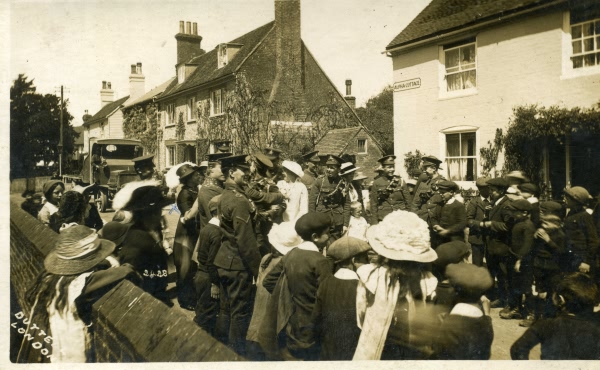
top-left (154, 0), bottom-right (361, 170)
top-left (387, 0), bottom-right (600, 192)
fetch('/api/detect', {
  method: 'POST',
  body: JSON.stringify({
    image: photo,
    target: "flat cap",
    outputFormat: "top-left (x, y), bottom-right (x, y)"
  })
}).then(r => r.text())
top-left (507, 199), bottom-right (533, 212)
top-left (325, 154), bottom-right (343, 166)
top-left (446, 263), bottom-right (494, 297)
top-left (132, 154), bottom-right (155, 164)
top-left (327, 236), bottom-right (371, 263)
top-left (302, 150), bottom-right (321, 163)
top-left (253, 152), bottom-right (274, 169)
top-left (475, 177), bottom-right (491, 187)
top-left (540, 201), bottom-right (563, 215)
top-left (220, 154), bottom-right (250, 170)
top-left (487, 177), bottom-right (509, 188)
top-left (437, 180), bottom-right (459, 192)
top-left (207, 152), bottom-right (231, 163)
top-left (208, 194), bottom-right (222, 212)
top-left (377, 155), bottom-right (396, 165)
top-left (564, 186), bottom-right (592, 204)
top-left (295, 212), bottom-right (332, 240)
top-left (519, 183), bottom-right (539, 195)
top-left (432, 241), bottom-right (470, 270)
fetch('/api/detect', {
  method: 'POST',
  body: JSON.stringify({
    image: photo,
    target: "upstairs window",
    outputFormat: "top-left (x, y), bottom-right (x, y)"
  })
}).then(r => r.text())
top-left (445, 131), bottom-right (477, 181)
top-left (166, 103), bottom-right (175, 126)
top-left (444, 39), bottom-right (477, 92)
top-left (211, 89), bottom-right (223, 116)
top-left (218, 44), bottom-right (228, 69)
top-left (187, 97), bottom-right (196, 120)
top-left (166, 146), bottom-right (175, 167)
top-left (177, 65), bottom-right (186, 84)
top-left (357, 139), bottom-right (367, 154)
top-left (571, 10), bottom-right (600, 69)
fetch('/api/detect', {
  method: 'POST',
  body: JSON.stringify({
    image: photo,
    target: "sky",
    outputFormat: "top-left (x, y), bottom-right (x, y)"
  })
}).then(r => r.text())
top-left (9, 0), bottom-right (431, 126)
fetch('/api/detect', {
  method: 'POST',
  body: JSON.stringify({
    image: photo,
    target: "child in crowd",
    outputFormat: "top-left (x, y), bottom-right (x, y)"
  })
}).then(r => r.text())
top-left (347, 201), bottom-right (368, 240)
top-left (563, 186), bottom-right (599, 276)
top-left (431, 240), bottom-right (471, 311)
top-left (430, 263), bottom-right (494, 360)
top-left (511, 272), bottom-right (600, 360)
top-left (311, 236), bottom-right (370, 360)
top-left (21, 190), bottom-right (43, 218)
top-left (501, 199), bottom-right (536, 323)
top-left (261, 212), bottom-right (333, 360)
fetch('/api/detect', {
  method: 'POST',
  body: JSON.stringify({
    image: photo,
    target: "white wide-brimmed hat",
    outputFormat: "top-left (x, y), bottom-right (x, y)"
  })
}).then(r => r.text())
top-left (268, 221), bottom-right (302, 255)
top-left (340, 162), bottom-right (359, 176)
top-left (281, 160), bottom-right (304, 179)
top-left (366, 210), bottom-right (437, 263)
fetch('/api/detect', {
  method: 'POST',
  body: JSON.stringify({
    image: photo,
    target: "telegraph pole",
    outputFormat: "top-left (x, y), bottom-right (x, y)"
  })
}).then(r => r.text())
top-left (58, 86), bottom-right (64, 176)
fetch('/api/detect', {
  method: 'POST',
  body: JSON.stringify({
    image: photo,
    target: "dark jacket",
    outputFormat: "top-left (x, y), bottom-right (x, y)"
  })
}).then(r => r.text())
top-left (213, 179), bottom-right (261, 278)
top-left (510, 218), bottom-right (536, 259)
top-left (300, 170), bottom-right (318, 193)
top-left (564, 208), bottom-right (600, 266)
top-left (466, 196), bottom-right (491, 245)
top-left (176, 185), bottom-right (199, 239)
top-left (533, 227), bottom-right (566, 270)
top-left (370, 176), bottom-right (410, 224)
top-left (197, 183), bottom-right (223, 229)
top-left (196, 221), bottom-right (223, 285)
top-left (437, 199), bottom-right (468, 241)
top-left (431, 313), bottom-right (494, 360)
top-left (309, 175), bottom-right (351, 228)
top-left (486, 196), bottom-right (514, 257)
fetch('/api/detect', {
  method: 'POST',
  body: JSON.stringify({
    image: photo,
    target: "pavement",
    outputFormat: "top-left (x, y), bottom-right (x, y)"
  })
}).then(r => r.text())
top-left (13, 193), bottom-right (541, 360)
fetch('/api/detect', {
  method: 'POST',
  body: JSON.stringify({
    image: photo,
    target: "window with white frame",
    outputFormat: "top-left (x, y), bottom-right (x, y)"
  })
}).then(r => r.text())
top-left (166, 103), bottom-right (175, 126)
top-left (166, 146), bottom-right (175, 167)
top-left (443, 39), bottom-right (477, 92)
top-left (445, 132), bottom-right (477, 181)
top-left (211, 89), bottom-right (223, 116)
top-left (178, 65), bottom-right (186, 84)
top-left (570, 10), bottom-right (600, 69)
top-left (357, 139), bottom-right (367, 154)
top-left (187, 97), bottom-right (196, 120)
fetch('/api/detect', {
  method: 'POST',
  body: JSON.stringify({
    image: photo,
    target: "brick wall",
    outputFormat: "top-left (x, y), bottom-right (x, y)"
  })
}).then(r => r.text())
top-left (391, 10), bottom-right (600, 182)
top-left (10, 201), bottom-right (242, 362)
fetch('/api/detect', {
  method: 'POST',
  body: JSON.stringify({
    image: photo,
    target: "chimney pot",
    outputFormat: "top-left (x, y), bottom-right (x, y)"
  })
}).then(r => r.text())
top-left (107, 82), bottom-right (112, 89)
top-left (186, 21), bottom-right (191, 34)
top-left (137, 62), bottom-right (142, 74)
top-left (345, 79), bottom-right (352, 96)
top-left (102, 81), bottom-right (107, 89)
top-left (179, 21), bottom-right (184, 33)
top-left (193, 22), bottom-right (198, 35)
top-left (131, 64), bottom-right (136, 74)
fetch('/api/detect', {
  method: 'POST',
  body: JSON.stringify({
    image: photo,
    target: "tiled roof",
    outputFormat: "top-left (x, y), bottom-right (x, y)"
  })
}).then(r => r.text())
top-left (123, 77), bottom-right (176, 108)
top-left (386, 0), bottom-right (562, 50)
top-left (314, 127), bottom-right (362, 155)
top-left (84, 95), bottom-right (130, 126)
top-left (73, 126), bottom-right (84, 145)
top-left (159, 21), bottom-right (275, 99)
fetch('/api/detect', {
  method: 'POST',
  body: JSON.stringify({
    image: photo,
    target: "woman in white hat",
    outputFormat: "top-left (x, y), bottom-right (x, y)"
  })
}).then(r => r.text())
top-left (24, 225), bottom-right (141, 363)
top-left (354, 210), bottom-right (438, 360)
top-left (277, 160), bottom-right (308, 222)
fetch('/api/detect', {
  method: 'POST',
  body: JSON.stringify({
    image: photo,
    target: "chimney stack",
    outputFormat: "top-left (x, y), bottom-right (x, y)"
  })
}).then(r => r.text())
top-left (82, 109), bottom-right (92, 123)
top-left (129, 62), bottom-right (146, 101)
top-left (275, 0), bottom-right (303, 100)
top-left (344, 79), bottom-right (356, 110)
top-left (100, 81), bottom-right (115, 107)
top-left (175, 20), bottom-right (204, 66)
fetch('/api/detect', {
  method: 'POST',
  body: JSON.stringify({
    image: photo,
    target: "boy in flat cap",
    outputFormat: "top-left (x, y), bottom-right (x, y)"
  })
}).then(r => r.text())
top-left (519, 182), bottom-right (541, 227)
top-left (431, 263), bottom-right (494, 360)
top-left (310, 236), bottom-right (370, 360)
top-left (300, 150), bottom-right (321, 192)
top-left (308, 154), bottom-right (351, 240)
top-left (467, 177), bottom-right (492, 266)
top-left (478, 177), bottom-right (516, 309)
top-left (370, 155), bottom-right (410, 225)
top-left (432, 180), bottom-right (467, 248)
top-left (563, 186), bottom-right (599, 276)
top-left (262, 213), bottom-right (333, 360)
top-left (501, 199), bottom-right (536, 323)
top-left (212, 155), bottom-right (262, 356)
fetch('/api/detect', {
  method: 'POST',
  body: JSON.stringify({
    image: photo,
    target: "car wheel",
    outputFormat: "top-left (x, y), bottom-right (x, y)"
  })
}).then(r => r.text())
top-left (98, 191), bottom-right (108, 213)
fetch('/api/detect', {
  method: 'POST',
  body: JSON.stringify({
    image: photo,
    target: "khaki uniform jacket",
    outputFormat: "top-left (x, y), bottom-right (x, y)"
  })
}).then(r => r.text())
top-left (369, 176), bottom-right (410, 225)
top-left (309, 175), bottom-right (351, 228)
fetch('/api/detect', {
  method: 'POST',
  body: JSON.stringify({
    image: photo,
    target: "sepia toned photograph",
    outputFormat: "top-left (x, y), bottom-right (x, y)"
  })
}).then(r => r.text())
top-left (6, 0), bottom-right (600, 366)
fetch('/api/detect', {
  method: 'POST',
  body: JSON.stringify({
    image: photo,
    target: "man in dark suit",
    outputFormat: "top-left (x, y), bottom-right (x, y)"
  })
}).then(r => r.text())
top-left (466, 177), bottom-right (492, 266)
top-left (479, 177), bottom-right (515, 310)
top-left (432, 180), bottom-right (467, 248)
top-left (213, 155), bottom-right (262, 356)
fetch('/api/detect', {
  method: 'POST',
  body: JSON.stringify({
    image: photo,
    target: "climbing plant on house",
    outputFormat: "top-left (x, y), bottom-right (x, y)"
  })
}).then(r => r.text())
top-left (122, 103), bottom-right (158, 154)
top-left (479, 128), bottom-right (503, 177)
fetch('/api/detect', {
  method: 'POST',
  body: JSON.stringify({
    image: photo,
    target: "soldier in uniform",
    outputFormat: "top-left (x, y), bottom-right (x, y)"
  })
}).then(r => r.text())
top-left (190, 152), bottom-right (231, 229)
top-left (247, 152), bottom-right (286, 256)
top-left (300, 150), bottom-right (321, 192)
top-left (308, 154), bottom-right (351, 240)
top-left (264, 147), bottom-right (284, 182)
top-left (369, 155), bottom-right (410, 225)
top-left (411, 155), bottom-right (446, 214)
top-left (213, 154), bottom-right (262, 356)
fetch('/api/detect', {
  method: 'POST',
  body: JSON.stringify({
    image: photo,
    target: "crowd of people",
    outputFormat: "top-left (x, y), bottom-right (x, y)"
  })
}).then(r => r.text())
top-left (19, 148), bottom-right (600, 362)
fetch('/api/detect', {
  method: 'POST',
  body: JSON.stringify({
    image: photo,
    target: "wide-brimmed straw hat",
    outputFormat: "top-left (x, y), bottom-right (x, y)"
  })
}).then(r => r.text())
top-left (281, 160), bottom-right (304, 178)
top-left (366, 210), bottom-right (437, 263)
top-left (268, 221), bottom-right (302, 255)
top-left (112, 181), bottom-right (172, 211)
top-left (45, 225), bottom-right (115, 275)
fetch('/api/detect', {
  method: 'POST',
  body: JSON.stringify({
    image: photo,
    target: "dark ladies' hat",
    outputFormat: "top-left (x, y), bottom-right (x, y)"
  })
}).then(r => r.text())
top-left (43, 180), bottom-right (65, 198)
top-left (99, 221), bottom-right (132, 248)
top-left (177, 163), bottom-right (200, 180)
top-left (45, 225), bottom-right (115, 275)
top-left (121, 185), bottom-right (172, 211)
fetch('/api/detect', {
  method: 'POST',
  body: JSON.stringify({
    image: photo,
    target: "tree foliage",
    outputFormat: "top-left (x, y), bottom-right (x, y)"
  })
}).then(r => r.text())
top-left (480, 128), bottom-right (503, 177)
top-left (403, 149), bottom-right (429, 175)
top-left (502, 103), bottom-right (600, 184)
top-left (355, 85), bottom-right (394, 154)
top-left (10, 74), bottom-right (77, 179)
top-left (122, 103), bottom-right (158, 154)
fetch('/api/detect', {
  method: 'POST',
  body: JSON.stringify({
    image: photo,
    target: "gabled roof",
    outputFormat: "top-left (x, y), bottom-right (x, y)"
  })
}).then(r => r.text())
top-left (123, 77), bottom-right (176, 108)
top-left (386, 0), bottom-right (564, 50)
top-left (315, 127), bottom-right (384, 156)
top-left (159, 21), bottom-right (275, 100)
top-left (84, 95), bottom-right (130, 127)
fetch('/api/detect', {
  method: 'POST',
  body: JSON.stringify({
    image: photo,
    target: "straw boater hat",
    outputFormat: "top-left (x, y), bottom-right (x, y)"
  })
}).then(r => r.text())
top-left (268, 221), bottom-right (303, 255)
top-left (340, 162), bottom-right (359, 176)
top-left (366, 210), bottom-right (437, 262)
top-left (281, 160), bottom-right (304, 178)
top-left (45, 225), bottom-right (115, 275)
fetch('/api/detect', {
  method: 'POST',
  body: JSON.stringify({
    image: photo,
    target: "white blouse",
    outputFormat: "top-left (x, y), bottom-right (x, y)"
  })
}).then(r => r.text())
top-left (277, 179), bottom-right (309, 222)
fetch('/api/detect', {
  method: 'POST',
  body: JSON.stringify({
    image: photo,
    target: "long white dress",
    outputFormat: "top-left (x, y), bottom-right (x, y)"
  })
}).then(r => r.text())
top-left (277, 179), bottom-right (308, 222)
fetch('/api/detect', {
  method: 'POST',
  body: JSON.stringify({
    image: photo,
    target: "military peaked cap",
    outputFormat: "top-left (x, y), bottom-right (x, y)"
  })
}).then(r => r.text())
top-left (207, 152), bottom-right (232, 163)
top-left (220, 154), bottom-right (250, 170)
top-left (377, 155), bottom-right (396, 165)
top-left (302, 150), bottom-right (321, 163)
top-left (325, 154), bottom-right (343, 166)
top-left (132, 154), bottom-right (155, 166)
